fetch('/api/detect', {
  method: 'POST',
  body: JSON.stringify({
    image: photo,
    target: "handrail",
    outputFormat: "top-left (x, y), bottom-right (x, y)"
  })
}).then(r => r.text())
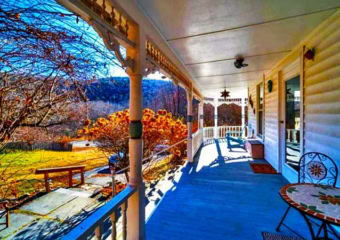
top-left (62, 185), bottom-right (137, 240)
top-left (116, 138), bottom-right (186, 174)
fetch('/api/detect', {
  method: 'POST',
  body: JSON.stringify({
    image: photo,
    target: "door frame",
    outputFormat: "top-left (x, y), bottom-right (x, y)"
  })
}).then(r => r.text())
top-left (278, 57), bottom-right (303, 181)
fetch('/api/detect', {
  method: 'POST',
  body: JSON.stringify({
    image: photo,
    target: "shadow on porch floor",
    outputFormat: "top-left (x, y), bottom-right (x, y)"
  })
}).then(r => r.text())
top-left (146, 139), bottom-right (311, 240)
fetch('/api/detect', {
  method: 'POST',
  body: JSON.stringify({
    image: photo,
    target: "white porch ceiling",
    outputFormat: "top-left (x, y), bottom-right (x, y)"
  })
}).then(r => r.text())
top-left (138, 0), bottom-right (340, 97)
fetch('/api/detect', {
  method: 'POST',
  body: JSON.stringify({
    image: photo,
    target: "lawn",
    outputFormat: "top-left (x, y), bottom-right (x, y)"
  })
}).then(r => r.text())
top-left (0, 149), bottom-right (108, 198)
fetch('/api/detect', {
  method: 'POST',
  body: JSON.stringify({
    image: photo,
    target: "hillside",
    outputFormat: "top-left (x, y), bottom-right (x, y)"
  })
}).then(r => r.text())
top-left (86, 77), bottom-right (172, 107)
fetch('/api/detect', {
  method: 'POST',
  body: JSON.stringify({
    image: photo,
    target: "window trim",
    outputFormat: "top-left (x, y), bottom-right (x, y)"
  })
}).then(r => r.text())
top-left (256, 82), bottom-right (264, 139)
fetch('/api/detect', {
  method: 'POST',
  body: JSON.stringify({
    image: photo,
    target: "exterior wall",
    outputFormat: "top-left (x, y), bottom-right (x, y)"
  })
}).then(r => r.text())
top-left (248, 9), bottom-right (340, 183)
top-left (263, 73), bottom-right (279, 171)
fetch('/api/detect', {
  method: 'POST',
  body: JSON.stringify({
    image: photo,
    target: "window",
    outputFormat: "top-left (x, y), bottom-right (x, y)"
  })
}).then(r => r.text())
top-left (285, 75), bottom-right (301, 170)
top-left (257, 82), bottom-right (264, 137)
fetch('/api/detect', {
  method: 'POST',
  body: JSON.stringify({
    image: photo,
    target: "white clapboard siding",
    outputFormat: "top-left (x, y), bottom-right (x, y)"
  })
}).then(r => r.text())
top-left (303, 12), bottom-right (340, 166)
top-left (247, 9), bottom-right (340, 181)
top-left (281, 58), bottom-right (300, 80)
top-left (264, 73), bottom-right (279, 170)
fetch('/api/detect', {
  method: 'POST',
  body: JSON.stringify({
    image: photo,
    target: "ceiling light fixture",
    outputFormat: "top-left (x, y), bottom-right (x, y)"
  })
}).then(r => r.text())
top-left (234, 57), bottom-right (248, 69)
top-left (220, 88), bottom-right (230, 100)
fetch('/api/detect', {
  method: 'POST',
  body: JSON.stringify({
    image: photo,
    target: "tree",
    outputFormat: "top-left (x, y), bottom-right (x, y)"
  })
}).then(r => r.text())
top-left (151, 81), bottom-right (187, 119)
top-left (79, 109), bottom-right (187, 179)
top-left (203, 103), bottom-right (214, 127)
top-left (0, 0), bottom-right (118, 142)
top-left (218, 103), bottom-right (241, 126)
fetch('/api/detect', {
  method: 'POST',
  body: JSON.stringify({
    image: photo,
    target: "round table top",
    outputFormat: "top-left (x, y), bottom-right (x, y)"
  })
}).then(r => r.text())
top-left (280, 183), bottom-right (340, 225)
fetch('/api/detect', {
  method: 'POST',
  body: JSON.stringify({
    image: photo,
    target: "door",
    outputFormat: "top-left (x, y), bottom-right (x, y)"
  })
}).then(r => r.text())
top-left (279, 74), bottom-right (302, 172)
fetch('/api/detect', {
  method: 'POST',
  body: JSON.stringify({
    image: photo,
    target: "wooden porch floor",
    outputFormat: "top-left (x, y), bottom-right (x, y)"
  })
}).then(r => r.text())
top-left (146, 139), bottom-right (312, 240)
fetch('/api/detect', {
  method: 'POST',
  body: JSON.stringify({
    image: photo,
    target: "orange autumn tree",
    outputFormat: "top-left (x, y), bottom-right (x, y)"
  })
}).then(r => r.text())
top-left (79, 108), bottom-right (187, 175)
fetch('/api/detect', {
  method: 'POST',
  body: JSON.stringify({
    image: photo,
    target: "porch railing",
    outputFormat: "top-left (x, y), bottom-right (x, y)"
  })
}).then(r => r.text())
top-left (287, 129), bottom-right (300, 144)
top-left (62, 185), bottom-right (136, 240)
top-left (62, 139), bottom-right (190, 240)
top-left (203, 126), bottom-right (243, 140)
top-left (218, 126), bottom-right (242, 138)
top-left (192, 130), bottom-right (203, 156)
top-left (203, 127), bottom-right (214, 139)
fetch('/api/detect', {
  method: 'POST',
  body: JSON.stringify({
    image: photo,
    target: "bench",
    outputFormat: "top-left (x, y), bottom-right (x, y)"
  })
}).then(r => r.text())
top-left (0, 200), bottom-right (10, 228)
top-left (35, 165), bottom-right (86, 193)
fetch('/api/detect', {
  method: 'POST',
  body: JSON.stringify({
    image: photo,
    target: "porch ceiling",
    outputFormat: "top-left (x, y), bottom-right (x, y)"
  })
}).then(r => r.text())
top-left (138, 0), bottom-right (339, 97)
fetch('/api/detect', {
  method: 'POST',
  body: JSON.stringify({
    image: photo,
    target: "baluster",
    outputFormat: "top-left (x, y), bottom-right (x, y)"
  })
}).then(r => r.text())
top-left (95, 223), bottom-right (102, 240)
top-left (293, 130), bottom-right (297, 143)
top-left (125, 20), bottom-right (129, 37)
top-left (102, 0), bottom-right (106, 18)
top-left (121, 202), bottom-right (127, 240)
top-left (111, 211), bottom-right (116, 240)
top-left (110, 6), bottom-right (116, 26)
top-left (119, 12), bottom-right (123, 33)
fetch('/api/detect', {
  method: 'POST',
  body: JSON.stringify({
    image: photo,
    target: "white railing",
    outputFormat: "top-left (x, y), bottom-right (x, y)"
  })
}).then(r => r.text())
top-left (192, 130), bottom-right (203, 156)
top-left (203, 127), bottom-right (214, 139)
top-left (62, 139), bottom-right (188, 240)
top-left (287, 129), bottom-right (300, 144)
top-left (203, 126), bottom-right (243, 140)
top-left (218, 126), bottom-right (242, 138)
top-left (62, 185), bottom-right (136, 240)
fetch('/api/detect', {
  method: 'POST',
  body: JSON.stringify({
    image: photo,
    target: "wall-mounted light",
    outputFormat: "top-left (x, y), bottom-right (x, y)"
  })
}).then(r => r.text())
top-left (267, 80), bottom-right (273, 93)
top-left (249, 95), bottom-right (254, 108)
top-left (304, 48), bottom-right (315, 61)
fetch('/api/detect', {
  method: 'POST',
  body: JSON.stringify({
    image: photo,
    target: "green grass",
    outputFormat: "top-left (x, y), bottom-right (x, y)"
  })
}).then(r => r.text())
top-left (0, 149), bottom-right (107, 198)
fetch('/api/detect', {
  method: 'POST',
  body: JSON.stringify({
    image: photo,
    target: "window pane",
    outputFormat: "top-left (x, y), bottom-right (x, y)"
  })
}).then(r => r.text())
top-left (259, 83), bottom-right (264, 110)
top-left (285, 76), bottom-right (300, 171)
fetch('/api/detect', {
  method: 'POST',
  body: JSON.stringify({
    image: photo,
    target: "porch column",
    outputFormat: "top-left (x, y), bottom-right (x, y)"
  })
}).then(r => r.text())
top-left (214, 98), bottom-right (218, 139)
top-left (127, 26), bottom-right (145, 240)
top-left (199, 101), bottom-right (204, 144)
top-left (186, 88), bottom-right (193, 162)
top-left (199, 101), bottom-right (204, 131)
top-left (241, 97), bottom-right (245, 137)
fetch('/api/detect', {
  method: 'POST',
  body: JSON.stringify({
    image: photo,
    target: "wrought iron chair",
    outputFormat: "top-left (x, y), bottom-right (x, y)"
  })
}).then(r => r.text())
top-left (276, 152), bottom-right (338, 232)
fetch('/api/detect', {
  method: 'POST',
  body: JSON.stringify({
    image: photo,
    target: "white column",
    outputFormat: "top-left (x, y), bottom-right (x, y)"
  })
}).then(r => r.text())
top-left (214, 98), bottom-right (218, 139)
top-left (187, 88), bottom-right (193, 162)
top-left (126, 27), bottom-right (145, 240)
top-left (241, 97), bottom-right (245, 137)
top-left (199, 101), bottom-right (204, 131)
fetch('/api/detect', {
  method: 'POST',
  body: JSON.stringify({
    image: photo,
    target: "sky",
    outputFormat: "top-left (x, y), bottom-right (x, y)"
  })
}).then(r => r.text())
top-left (23, 0), bottom-right (170, 81)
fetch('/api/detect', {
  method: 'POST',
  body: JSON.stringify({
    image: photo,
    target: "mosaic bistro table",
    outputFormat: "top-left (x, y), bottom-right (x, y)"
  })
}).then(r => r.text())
top-left (280, 183), bottom-right (340, 239)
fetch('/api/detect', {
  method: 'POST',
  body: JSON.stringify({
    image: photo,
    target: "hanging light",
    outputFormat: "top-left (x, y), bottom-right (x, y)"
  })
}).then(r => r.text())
top-left (220, 88), bottom-right (230, 100)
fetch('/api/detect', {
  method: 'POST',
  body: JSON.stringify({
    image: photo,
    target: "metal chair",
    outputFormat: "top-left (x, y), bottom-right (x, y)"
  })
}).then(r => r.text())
top-left (276, 152), bottom-right (338, 232)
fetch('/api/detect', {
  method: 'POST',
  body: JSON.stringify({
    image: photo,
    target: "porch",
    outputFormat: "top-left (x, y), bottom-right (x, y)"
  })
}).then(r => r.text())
top-left (47, 0), bottom-right (340, 239)
top-left (146, 140), bottom-right (310, 240)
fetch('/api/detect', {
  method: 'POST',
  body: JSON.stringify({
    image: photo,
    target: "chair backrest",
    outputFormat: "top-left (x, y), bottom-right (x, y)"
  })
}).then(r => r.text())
top-left (226, 132), bottom-right (232, 147)
top-left (298, 152), bottom-right (338, 187)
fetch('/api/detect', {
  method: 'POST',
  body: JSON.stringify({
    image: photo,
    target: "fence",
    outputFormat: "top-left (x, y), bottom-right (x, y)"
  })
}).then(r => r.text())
top-left (3, 142), bottom-right (72, 151)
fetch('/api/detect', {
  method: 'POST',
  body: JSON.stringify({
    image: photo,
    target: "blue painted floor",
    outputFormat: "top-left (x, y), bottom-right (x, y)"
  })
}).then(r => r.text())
top-left (146, 139), bottom-right (313, 240)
